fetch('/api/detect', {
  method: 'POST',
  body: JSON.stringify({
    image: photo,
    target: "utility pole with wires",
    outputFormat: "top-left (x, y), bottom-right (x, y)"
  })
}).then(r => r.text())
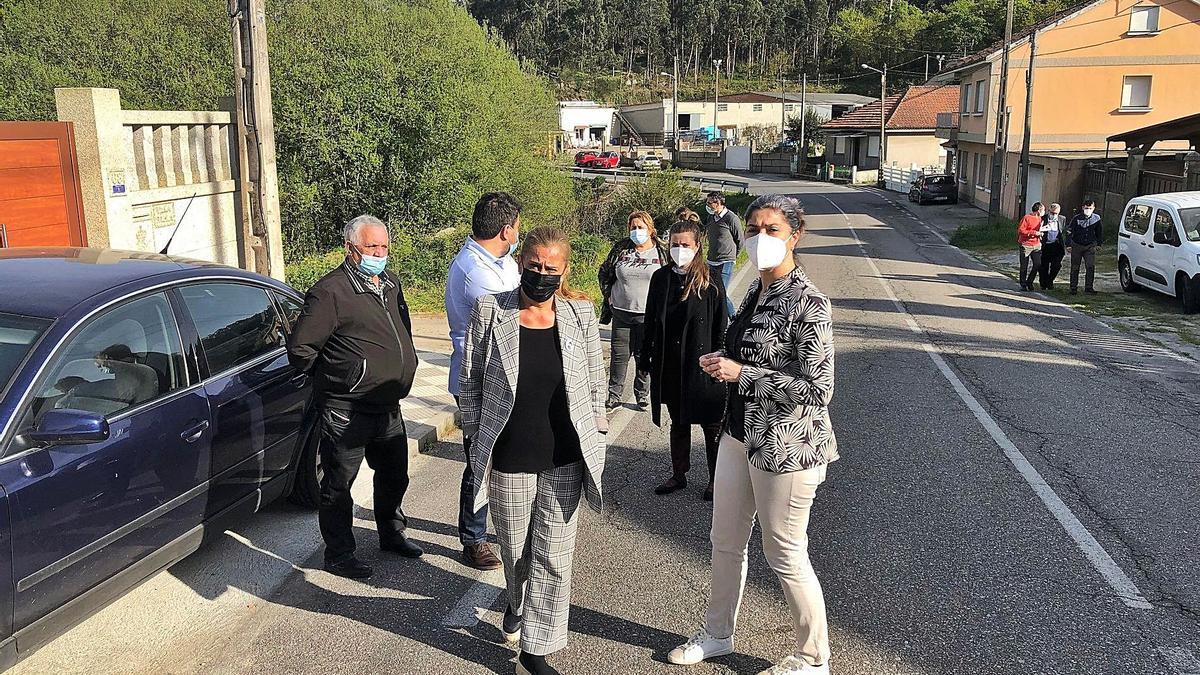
top-left (228, 0), bottom-right (284, 280)
top-left (863, 63), bottom-right (888, 176)
top-left (1017, 29), bottom-right (1038, 216)
top-left (780, 65), bottom-right (787, 145)
top-left (713, 59), bottom-right (723, 144)
top-left (989, 0), bottom-right (1016, 223)
top-left (800, 73), bottom-right (808, 160)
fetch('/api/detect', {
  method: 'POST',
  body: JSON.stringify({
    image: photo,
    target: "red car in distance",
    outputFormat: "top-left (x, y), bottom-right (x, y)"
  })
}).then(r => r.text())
top-left (588, 151), bottom-right (621, 169)
top-left (574, 150), bottom-right (599, 167)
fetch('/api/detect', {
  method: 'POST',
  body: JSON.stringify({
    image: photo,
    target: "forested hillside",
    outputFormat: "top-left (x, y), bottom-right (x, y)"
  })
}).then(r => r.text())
top-left (467, 0), bottom-right (1086, 99)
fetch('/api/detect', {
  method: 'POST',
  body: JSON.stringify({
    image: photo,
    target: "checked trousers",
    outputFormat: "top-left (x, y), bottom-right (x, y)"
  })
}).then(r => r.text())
top-left (489, 462), bottom-right (585, 656)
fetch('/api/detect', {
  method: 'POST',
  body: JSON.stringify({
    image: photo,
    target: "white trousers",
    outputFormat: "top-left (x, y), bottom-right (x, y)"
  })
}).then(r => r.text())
top-left (704, 434), bottom-right (830, 666)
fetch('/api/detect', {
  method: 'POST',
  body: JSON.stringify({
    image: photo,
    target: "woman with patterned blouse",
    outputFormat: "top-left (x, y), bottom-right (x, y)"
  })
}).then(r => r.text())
top-left (667, 194), bottom-right (837, 675)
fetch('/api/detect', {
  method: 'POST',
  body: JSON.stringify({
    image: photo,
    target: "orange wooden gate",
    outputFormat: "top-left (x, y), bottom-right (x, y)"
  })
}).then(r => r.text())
top-left (0, 121), bottom-right (88, 248)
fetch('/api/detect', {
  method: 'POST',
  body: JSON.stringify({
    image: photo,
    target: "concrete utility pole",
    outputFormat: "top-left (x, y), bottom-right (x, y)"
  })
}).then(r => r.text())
top-left (229, 0), bottom-right (284, 280)
top-left (863, 63), bottom-right (888, 172)
top-left (989, 0), bottom-right (1016, 222)
top-left (1017, 29), bottom-right (1038, 216)
top-left (800, 73), bottom-right (807, 159)
top-left (780, 66), bottom-right (787, 144)
top-left (713, 59), bottom-right (723, 143)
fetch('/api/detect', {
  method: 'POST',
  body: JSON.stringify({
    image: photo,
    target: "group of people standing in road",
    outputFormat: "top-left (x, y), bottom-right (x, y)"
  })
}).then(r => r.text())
top-left (1017, 199), bottom-right (1104, 293)
top-left (285, 189), bottom-right (840, 675)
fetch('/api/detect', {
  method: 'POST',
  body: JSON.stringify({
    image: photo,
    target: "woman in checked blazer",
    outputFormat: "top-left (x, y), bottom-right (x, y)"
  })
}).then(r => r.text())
top-left (668, 194), bottom-right (838, 675)
top-left (459, 226), bottom-right (607, 675)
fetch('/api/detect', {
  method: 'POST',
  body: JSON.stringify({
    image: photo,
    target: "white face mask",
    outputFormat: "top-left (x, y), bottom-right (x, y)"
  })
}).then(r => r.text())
top-left (745, 233), bottom-right (791, 271)
top-left (670, 245), bottom-right (695, 269)
top-left (705, 205), bottom-right (718, 215)
top-left (629, 228), bottom-right (650, 245)
top-left (1082, 208), bottom-right (1095, 217)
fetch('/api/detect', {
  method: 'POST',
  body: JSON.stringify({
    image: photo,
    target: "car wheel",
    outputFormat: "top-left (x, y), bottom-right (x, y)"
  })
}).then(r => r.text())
top-left (287, 415), bottom-right (322, 509)
top-left (1179, 273), bottom-right (1200, 314)
top-left (1119, 258), bottom-right (1140, 293)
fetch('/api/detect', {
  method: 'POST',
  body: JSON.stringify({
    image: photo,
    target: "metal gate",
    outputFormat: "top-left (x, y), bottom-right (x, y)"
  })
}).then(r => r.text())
top-left (0, 121), bottom-right (87, 248)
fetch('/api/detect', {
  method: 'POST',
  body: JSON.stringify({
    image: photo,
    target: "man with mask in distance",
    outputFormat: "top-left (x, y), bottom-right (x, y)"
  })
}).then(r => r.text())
top-left (1066, 199), bottom-right (1103, 295)
top-left (288, 214), bottom-right (422, 580)
top-left (704, 192), bottom-right (743, 318)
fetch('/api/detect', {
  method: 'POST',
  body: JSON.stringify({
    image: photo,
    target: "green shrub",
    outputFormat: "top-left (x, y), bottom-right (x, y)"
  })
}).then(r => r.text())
top-left (608, 170), bottom-right (702, 236)
top-left (0, 0), bottom-right (578, 268)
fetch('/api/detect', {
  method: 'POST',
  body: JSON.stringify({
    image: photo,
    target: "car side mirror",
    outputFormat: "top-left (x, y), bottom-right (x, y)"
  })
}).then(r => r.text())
top-left (23, 409), bottom-right (110, 446)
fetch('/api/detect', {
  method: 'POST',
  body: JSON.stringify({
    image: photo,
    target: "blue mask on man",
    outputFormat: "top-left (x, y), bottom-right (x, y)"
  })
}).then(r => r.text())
top-left (508, 238), bottom-right (519, 257)
top-left (357, 253), bottom-right (387, 277)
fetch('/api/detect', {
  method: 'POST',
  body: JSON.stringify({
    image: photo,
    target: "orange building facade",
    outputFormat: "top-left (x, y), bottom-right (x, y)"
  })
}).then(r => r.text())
top-left (935, 0), bottom-right (1200, 219)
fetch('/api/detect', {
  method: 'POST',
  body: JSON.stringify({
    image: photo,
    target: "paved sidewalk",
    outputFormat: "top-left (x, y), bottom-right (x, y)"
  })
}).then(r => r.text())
top-left (404, 314), bottom-right (459, 457)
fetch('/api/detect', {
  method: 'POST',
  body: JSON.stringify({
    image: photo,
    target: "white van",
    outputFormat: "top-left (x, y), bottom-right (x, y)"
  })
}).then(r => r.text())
top-left (1116, 192), bottom-right (1200, 312)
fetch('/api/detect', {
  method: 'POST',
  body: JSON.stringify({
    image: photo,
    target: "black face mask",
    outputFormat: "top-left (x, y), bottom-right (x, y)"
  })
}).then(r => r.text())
top-left (521, 268), bottom-right (562, 302)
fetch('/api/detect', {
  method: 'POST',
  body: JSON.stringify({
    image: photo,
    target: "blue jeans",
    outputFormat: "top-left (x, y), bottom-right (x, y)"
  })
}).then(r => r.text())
top-left (456, 400), bottom-right (488, 546)
top-left (710, 260), bottom-right (736, 317)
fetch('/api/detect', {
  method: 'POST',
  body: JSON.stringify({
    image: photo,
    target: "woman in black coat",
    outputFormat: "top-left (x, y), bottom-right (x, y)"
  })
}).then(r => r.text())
top-left (639, 219), bottom-right (729, 501)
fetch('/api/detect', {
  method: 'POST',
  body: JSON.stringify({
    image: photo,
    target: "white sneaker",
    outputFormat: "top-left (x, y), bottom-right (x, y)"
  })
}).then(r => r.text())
top-left (758, 656), bottom-right (830, 675)
top-left (667, 629), bottom-right (733, 665)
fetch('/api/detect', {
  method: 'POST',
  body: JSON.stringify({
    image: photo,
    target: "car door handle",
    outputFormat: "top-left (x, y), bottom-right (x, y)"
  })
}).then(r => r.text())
top-left (288, 372), bottom-right (308, 388)
top-left (1147, 244), bottom-right (1156, 248)
top-left (181, 420), bottom-right (210, 443)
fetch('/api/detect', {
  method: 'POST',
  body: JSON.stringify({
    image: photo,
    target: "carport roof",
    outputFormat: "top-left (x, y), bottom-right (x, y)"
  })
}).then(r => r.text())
top-left (1107, 112), bottom-right (1200, 148)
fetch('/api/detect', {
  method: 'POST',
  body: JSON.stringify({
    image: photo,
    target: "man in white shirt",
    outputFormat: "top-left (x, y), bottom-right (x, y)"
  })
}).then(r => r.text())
top-left (445, 192), bottom-right (522, 570)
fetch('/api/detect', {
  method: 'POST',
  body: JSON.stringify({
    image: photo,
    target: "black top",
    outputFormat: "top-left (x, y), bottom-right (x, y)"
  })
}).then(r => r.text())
top-left (492, 324), bottom-right (583, 473)
top-left (725, 286), bottom-right (760, 442)
top-left (660, 271), bottom-right (690, 410)
top-left (286, 262), bottom-right (418, 413)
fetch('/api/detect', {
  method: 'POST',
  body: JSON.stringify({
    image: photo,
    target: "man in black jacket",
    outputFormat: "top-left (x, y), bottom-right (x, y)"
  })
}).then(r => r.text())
top-left (288, 214), bottom-right (422, 579)
top-left (1066, 199), bottom-right (1103, 295)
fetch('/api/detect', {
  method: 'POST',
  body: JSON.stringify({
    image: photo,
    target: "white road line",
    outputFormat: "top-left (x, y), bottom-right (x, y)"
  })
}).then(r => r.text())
top-left (441, 569), bottom-right (504, 628)
top-left (818, 194), bottom-right (1154, 611)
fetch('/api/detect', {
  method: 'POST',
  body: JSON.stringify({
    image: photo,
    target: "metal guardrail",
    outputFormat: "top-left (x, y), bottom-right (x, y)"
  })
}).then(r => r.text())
top-left (560, 165), bottom-right (749, 193)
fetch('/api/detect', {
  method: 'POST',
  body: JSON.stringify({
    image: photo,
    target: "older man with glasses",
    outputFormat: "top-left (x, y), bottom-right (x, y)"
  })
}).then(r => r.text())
top-left (287, 214), bottom-right (423, 580)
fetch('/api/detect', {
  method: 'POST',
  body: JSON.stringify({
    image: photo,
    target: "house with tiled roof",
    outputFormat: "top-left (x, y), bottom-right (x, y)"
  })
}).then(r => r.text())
top-left (821, 85), bottom-right (960, 179)
top-left (930, 0), bottom-right (1200, 218)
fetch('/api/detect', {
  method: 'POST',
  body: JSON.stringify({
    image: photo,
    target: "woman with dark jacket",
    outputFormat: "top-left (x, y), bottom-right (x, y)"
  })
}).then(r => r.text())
top-left (597, 210), bottom-right (670, 410)
top-left (668, 194), bottom-right (837, 675)
top-left (640, 219), bottom-right (728, 501)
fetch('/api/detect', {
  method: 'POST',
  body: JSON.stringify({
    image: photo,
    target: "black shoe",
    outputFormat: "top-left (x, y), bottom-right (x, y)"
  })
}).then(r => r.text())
top-left (324, 557), bottom-right (373, 579)
top-left (380, 536), bottom-right (424, 558)
top-left (1085, 289), bottom-right (1098, 295)
top-left (654, 477), bottom-right (686, 495)
top-left (517, 652), bottom-right (560, 675)
top-left (605, 398), bottom-right (621, 411)
top-left (502, 605), bottom-right (522, 645)
top-left (635, 397), bottom-right (649, 412)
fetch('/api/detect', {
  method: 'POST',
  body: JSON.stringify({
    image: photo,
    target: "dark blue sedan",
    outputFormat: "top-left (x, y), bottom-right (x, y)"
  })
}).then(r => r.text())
top-left (0, 248), bottom-right (318, 668)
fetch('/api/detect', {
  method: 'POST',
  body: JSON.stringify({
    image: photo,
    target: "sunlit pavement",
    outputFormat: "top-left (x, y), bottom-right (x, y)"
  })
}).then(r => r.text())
top-left (15, 177), bottom-right (1200, 675)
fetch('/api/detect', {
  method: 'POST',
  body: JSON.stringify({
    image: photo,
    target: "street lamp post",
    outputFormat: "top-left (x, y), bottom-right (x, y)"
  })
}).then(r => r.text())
top-left (660, 66), bottom-right (678, 152)
top-left (713, 59), bottom-right (723, 144)
top-left (863, 63), bottom-right (888, 179)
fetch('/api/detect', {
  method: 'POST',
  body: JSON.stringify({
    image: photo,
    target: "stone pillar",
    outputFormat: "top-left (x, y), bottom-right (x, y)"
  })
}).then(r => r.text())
top-left (1184, 151), bottom-right (1200, 192)
top-left (1123, 145), bottom-right (1149, 206)
top-left (54, 88), bottom-right (131, 249)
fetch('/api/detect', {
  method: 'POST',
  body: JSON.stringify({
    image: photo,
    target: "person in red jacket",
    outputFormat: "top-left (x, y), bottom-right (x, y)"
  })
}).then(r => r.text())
top-left (1017, 202), bottom-right (1046, 291)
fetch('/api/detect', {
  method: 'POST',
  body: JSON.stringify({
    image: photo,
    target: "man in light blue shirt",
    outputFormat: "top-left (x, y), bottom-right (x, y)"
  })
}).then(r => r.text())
top-left (445, 192), bottom-right (522, 570)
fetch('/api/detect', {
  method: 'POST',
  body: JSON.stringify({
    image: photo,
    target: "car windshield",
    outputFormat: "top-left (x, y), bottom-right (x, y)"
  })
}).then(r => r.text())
top-left (1179, 207), bottom-right (1200, 242)
top-left (926, 176), bottom-right (954, 185)
top-left (0, 312), bottom-right (51, 399)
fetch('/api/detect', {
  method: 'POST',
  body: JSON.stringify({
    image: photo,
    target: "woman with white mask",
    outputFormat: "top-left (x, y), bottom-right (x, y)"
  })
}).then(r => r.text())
top-left (598, 210), bottom-right (669, 410)
top-left (638, 219), bottom-right (729, 500)
top-left (669, 194), bottom-right (838, 675)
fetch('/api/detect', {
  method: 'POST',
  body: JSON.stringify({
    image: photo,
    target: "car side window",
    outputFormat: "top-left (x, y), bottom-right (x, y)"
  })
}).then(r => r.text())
top-left (1124, 204), bottom-right (1152, 235)
top-left (1153, 209), bottom-right (1180, 244)
top-left (274, 292), bottom-right (303, 332)
top-left (18, 293), bottom-right (186, 431)
top-left (179, 283), bottom-right (285, 375)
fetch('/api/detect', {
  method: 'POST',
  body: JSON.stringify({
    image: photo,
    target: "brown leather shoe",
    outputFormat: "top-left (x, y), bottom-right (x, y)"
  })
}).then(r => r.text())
top-left (463, 543), bottom-right (502, 571)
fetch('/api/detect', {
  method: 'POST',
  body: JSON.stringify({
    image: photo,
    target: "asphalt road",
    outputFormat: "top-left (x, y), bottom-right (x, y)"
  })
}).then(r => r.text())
top-left (15, 177), bottom-right (1200, 675)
